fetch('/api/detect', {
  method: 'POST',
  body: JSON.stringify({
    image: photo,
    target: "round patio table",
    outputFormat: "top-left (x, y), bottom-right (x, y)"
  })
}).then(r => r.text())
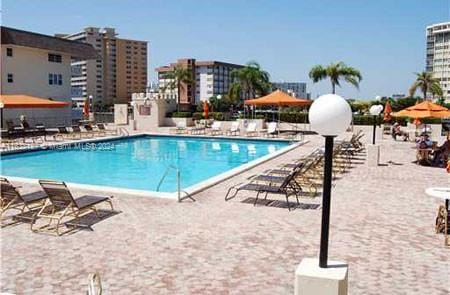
top-left (426, 187), bottom-right (450, 210)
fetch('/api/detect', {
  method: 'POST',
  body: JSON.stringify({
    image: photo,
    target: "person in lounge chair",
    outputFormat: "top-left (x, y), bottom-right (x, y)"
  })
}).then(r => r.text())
top-left (432, 136), bottom-right (450, 167)
top-left (391, 123), bottom-right (409, 141)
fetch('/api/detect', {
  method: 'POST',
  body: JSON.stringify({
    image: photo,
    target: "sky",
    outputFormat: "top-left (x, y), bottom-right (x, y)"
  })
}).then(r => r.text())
top-left (2, 0), bottom-right (449, 99)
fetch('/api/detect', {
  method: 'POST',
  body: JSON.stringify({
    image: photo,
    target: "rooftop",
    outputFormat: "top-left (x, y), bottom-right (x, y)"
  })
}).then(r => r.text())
top-left (0, 26), bottom-right (98, 60)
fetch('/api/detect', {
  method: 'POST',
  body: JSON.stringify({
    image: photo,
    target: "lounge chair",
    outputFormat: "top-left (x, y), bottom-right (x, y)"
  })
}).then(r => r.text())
top-left (189, 121), bottom-right (206, 135)
top-left (261, 122), bottom-right (278, 137)
top-left (72, 125), bottom-right (93, 138)
top-left (84, 124), bottom-right (106, 137)
top-left (172, 122), bottom-right (187, 134)
top-left (0, 177), bottom-right (47, 225)
top-left (32, 180), bottom-right (114, 235)
top-left (225, 170), bottom-right (300, 211)
top-left (210, 121), bottom-right (222, 135)
top-left (245, 122), bottom-right (258, 137)
top-left (96, 123), bottom-right (118, 136)
top-left (226, 121), bottom-right (240, 136)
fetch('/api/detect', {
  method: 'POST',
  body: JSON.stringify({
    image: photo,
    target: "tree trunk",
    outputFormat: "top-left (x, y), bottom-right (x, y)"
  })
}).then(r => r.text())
top-left (332, 82), bottom-right (336, 94)
top-left (423, 87), bottom-right (427, 101)
top-left (177, 81), bottom-right (181, 113)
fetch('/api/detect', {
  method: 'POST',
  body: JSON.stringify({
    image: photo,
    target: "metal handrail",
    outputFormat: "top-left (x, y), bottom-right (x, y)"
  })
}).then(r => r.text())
top-left (156, 164), bottom-right (196, 202)
top-left (156, 164), bottom-right (177, 192)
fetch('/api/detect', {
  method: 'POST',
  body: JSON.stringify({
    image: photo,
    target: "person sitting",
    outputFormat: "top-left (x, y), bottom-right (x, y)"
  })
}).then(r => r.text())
top-left (391, 123), bottom-right (409, 141)
top-left (416, 133), bottom-right (433, 149)
top-left (415, 133), bottom-right (433, 164)
top-left (432, 137), bottom-right (450, 167)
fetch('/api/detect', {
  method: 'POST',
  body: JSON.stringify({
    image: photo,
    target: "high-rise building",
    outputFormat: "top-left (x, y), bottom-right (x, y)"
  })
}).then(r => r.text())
top-left (426, 22), bottom-right (450, 101)
top-left (272, 82), bottom-right (308, 99)
top-left (156, 58), bottom-right (243, 109)
top-left (1, 26), bottom-right (96, 126)
top-left (58, 27), bottom-right (148, 106)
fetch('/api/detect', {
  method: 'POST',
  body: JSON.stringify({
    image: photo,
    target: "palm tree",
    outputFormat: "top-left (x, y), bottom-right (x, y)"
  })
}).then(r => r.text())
top-left (309, 62), bottom-right (362, 94)
top-left (409, 71), bottom-right (442, 101)
top-left (229, 61), bottom-right (271, 100)
top-left (161, 65), bottom-right (194, 112)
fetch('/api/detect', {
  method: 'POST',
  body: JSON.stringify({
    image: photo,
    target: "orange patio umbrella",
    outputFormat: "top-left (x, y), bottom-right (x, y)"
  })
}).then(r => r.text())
top-left (203, 100), bottom-right (209, 119)
top-left (0, 94), bottom-right (69, 108)
top-left (244, 90), bottom-right (311, 107)
top-left (83, 97), bottom-right (90, 118)
top-left (244, 90), bottom-right (311, 123)
top-left (383, 101), bottom-right (392, 122)
top-left (393, 101), bottom-right (450, 119)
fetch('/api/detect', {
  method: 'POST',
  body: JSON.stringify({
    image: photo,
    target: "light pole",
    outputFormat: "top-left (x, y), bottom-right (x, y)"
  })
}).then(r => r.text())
top-left (308, 94), bottom-right (352, 268)
top-left (369, 105), bottom-right (383, 144)
top-left (0, 102), bottom-right (4, 129)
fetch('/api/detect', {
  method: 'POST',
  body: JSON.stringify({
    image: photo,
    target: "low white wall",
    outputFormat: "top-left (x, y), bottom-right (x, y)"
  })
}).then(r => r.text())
top-left (164, 117), bottom-right (194, 127)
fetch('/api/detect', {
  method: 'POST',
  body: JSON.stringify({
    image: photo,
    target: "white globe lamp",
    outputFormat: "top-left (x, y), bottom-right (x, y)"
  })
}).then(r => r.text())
top-left (308, 94), bottom-right (352, 269)
top-left (369, 104), bottom-right (383, 144)
top-left (309, 94), bottom-right (352, 136)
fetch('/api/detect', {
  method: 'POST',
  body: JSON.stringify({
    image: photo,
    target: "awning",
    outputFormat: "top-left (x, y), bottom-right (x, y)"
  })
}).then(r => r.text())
top-left (0, 94), bottom-right (69, 108)
top-left (392, 101), bottom-right (450, 119)
top-left (244, 90), bottom-right (311, 106)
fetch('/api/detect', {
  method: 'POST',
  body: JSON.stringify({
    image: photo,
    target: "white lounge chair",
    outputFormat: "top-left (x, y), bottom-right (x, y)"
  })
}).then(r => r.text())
top-left (262, 122), bottom-right (278, 137)
top-left (226, 121), bottom-right (240, 136)
top-left (210, 121), bottom-right (222, 135)
top-left (172, 122), bottom-right (187, 134)
top-left (246, 122), bottom-right (257, 137)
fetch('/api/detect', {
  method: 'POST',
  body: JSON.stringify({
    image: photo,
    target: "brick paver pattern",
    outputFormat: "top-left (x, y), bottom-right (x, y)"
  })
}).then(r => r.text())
top-left (1, 127), bottom-right (449, 294)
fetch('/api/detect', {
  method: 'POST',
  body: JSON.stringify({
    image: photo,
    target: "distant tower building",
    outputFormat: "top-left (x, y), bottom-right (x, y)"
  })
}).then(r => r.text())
top-left (156, 58), bottom-right (243, 110)
top-left (426, 22), bottom-right (450, 101)
top-left (272, 82), bottom-right (308, 99)
top-left (58, 27), bottom-right (148, 106)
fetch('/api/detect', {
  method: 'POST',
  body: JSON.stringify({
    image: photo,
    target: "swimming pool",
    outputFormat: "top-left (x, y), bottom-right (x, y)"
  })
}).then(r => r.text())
top-left (1, 135), bottom-right (293, 194)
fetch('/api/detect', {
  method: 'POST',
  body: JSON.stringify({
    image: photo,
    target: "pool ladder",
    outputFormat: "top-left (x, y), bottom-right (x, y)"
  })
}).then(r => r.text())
top-left (156, 165), bottom-right (196, 202)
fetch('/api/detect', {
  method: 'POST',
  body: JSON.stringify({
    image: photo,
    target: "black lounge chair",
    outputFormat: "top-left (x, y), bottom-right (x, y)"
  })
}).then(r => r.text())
top-left (225, 171), bottom-right (300, 211)
top-left (84, 124), bottom-right (106, 137)
top-left (32, 180), bottom-right (114, 235)
top-left (96, 123), bottom-right (117, 136)
top-left (0, 177), bottom-right (47, 225)
top-left (72, 125), bottom-right (93, 138)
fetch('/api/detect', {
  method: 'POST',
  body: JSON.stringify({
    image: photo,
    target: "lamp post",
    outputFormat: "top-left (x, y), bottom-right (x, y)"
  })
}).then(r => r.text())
top-left (0, 102), bottom-right (4, 129)
top-left (369, 105), bottom-right (383, 144)
top-left (308, 94), bottom-right (352, 268)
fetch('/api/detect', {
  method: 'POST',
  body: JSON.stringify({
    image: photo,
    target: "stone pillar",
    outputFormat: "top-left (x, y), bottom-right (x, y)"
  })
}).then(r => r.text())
top-left (114, 104), bottom-right (128, 125)
top-left (367, 144), bottom-right (380, 167)
top-left (295, 258), bottom-right (348, 295)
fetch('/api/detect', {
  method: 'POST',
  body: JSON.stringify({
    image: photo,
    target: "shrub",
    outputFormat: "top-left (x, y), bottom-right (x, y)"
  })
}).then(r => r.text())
top-left (168, 112), bottom-right (192, 118)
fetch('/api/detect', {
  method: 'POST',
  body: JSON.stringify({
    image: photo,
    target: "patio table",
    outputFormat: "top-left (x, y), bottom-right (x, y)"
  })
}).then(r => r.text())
top-left (426, 187), bottom-right (450, 210)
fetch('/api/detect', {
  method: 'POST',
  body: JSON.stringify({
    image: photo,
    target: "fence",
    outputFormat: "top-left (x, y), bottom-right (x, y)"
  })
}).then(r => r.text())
top-left (93, 112), bottom-right (114, 123)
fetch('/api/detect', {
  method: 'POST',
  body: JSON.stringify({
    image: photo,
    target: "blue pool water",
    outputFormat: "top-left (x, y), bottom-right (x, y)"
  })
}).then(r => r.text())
top-left (1, 135), bottom-right (291, 192)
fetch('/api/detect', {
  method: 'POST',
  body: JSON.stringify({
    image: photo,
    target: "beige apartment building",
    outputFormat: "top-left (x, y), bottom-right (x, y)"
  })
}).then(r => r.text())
top-left (156, 58), bottom-right (243, 110)
top-left (426, 22), bottom-right (450, 101)
top-left (58, 27), bottom-right (148, 106)
top-left (0, 26), bottom-right (96, 126)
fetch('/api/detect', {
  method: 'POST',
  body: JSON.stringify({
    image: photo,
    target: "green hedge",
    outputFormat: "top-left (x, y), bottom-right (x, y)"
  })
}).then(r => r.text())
top-left (167, 112), bottom-right (192, 118)
top-left (352, 115), bottom-right (442, 126)
top-left (192, 112), bottom-right (233, 121)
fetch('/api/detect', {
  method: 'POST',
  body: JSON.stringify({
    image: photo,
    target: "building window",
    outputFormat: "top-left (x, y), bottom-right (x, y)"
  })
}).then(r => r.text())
top-left (6, 48), bottom-right (13, 57)
top-left (7, 73), bottom-right (13, 83)
top-left (48, 73), bottom-right (62, 85)
top-left (48, 53), bottom-right (62, 63)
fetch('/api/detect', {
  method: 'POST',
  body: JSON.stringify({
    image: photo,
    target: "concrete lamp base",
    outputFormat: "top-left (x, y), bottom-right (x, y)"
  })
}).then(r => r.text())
top-left (367, 144), bottom-right (380, 167)
top-left (295, 258), bottom-right (348, 295)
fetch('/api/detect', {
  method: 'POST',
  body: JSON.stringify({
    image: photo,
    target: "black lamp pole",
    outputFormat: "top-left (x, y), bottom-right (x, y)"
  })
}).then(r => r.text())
top-left (372, 115), bottom-right (377, 145)
top-left (319, 135), bottom-right (335, 268)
